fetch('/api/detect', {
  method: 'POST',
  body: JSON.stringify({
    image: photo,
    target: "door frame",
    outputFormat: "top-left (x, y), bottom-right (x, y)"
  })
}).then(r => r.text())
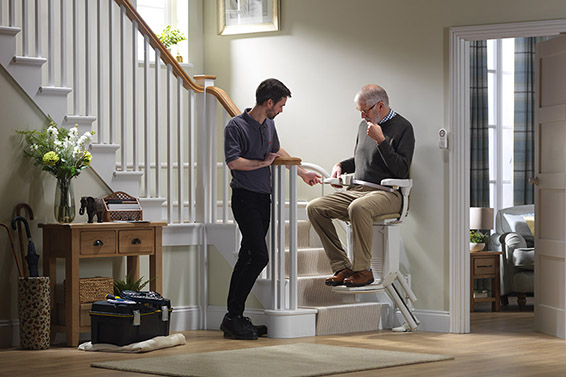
top-left (449, 19), bottom-right (566, 333)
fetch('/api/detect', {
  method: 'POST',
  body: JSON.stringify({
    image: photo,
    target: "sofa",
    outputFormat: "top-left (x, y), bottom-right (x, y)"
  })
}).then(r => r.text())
top-left (488, 204), bottom-right (535, 310)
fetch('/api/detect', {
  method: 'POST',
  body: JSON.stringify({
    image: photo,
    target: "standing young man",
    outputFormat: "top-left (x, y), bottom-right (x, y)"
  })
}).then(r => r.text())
top-left (222, 78), bottom-right (321, 340)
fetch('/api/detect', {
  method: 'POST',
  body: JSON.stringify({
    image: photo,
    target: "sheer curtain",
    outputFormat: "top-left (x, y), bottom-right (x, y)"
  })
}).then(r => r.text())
top-left (470, 40), bottom-right (490, 208)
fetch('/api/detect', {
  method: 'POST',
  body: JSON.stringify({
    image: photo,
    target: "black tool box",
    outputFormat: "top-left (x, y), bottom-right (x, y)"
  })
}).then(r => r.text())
top-left (90, 291), bottom-right (172, 346)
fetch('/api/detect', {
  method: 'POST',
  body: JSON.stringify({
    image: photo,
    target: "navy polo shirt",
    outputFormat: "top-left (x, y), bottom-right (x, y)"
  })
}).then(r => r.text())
top-left (224, 108), bottom-right (281, 194)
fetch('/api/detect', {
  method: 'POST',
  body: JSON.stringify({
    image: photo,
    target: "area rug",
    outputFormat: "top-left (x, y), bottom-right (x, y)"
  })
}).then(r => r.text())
top-left (92, 342), bottom-right (454, 377)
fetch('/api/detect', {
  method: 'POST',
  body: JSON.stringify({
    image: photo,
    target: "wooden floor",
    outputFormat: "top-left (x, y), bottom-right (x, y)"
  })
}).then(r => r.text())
top-left (1, 306), bottom-right (564, 377)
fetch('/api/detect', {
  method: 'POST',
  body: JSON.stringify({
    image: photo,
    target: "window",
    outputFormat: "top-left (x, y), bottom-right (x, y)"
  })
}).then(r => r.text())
top-left (487, 38), bottom-right (514, 211)
top-left (136, 0), bottom-right (189, 62)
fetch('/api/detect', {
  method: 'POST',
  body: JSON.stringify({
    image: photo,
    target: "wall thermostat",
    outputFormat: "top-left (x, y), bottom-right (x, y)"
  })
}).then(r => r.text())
top-left (439, 128), bottom-right (448, 149)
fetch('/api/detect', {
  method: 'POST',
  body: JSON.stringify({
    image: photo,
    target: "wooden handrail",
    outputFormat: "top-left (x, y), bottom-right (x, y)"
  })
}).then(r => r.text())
top-left (115, 0), bottom-right (241, 117)
top-left (272, 157), bottom-right (302, 166)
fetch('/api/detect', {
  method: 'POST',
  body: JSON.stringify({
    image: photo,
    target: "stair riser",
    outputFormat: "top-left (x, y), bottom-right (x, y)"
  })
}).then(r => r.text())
top-left (297, 277), bottom-right (355, 307)
top-left (285, 248), bottom-right (331, 277)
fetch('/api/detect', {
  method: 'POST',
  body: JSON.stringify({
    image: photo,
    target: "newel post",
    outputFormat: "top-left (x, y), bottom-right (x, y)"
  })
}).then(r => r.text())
top-left (265, 157), bottom-right (317, 338)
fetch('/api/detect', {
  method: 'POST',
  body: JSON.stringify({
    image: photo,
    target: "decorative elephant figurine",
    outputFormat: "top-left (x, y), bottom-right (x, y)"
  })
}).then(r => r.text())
top-left (79, 196), bottom-right (105, 223)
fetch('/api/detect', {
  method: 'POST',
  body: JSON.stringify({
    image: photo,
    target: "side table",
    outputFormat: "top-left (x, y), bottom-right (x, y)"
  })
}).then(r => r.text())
top-left (470, 251), bottom-right (503, 312)
top-left (39, 221), bottom-right (166, 346)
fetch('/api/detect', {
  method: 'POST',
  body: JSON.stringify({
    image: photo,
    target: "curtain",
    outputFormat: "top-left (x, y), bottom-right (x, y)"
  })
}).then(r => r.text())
top-left (513, 37), bottom-right (550, 206)
top-left (470, 40), bottom-right (490, 208)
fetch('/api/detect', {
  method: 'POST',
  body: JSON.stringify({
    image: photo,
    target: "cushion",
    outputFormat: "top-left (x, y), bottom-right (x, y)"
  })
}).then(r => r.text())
top-left (524, 215), bottom-right (535, 235)
top-left (512, 247), bottom-right (535, 270)
top-left (503, 213), bottom-right (534, 236)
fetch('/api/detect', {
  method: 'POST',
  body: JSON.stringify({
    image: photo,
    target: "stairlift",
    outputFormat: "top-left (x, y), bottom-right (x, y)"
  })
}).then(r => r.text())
top-left (332, 178), bottom-right (420, 332)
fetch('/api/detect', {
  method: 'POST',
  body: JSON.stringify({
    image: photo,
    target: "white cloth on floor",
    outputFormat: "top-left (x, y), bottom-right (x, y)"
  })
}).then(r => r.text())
top-left (78, 333), bottom-right (186, 353)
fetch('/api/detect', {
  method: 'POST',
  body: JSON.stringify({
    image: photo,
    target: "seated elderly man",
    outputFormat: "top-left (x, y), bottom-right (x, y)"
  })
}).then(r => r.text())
top-left (307, 84), bottom-right (415, 287)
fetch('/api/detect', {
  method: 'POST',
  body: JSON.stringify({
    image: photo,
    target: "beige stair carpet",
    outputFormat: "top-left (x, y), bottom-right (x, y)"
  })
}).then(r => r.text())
top-left (283, 219), bottom-right (386, 336)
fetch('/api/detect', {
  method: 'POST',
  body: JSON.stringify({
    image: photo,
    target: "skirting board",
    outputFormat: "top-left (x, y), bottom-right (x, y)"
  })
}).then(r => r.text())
top-left (205, 306), bottom-right (450, 335)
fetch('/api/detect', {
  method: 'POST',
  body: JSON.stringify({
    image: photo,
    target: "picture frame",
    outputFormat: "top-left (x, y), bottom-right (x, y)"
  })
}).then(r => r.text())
top-left (217, 0), bottom-right (280, 36)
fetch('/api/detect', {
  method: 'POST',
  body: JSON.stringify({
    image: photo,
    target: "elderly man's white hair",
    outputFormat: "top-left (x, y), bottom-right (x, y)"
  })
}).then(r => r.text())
top-left (354, 84), bottom-right (389, 107)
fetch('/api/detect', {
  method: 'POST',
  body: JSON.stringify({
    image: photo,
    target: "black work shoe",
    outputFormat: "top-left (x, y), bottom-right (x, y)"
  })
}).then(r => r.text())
top-left (220, 314), bottom-right (258, 340)
top-left (242, 316), bottom-right (268, 337)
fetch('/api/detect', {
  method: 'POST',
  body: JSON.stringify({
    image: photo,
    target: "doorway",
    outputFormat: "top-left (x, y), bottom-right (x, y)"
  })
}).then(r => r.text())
top-left (448, 20), bottom-right (566, 334)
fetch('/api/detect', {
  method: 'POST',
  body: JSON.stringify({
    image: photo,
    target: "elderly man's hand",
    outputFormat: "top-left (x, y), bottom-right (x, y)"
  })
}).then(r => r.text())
top-left (367, 121), bottom-right (385, 144)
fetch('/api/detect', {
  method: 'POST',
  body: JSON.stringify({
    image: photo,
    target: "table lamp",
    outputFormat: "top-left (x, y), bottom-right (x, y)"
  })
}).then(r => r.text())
top-left (469, 207), bottom-right (494, 252)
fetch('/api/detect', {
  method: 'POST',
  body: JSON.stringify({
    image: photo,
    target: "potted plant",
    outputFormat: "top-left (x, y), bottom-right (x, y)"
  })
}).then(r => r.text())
top-left (470, 230), bottom-right (488, 252)
top-left (114, 272), bottom-right (155, 296)
top-left (158, 25), bottom-right (187, 63)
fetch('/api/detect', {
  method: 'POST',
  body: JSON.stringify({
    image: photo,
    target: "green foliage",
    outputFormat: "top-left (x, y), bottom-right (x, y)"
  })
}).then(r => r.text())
top-left (17, 116), bottom-right (94, 180)
top-left (470, 230), bottom-right (488, 244)
top-left (158, 25), bottom-right (187, 48)
top-left (113, 272), bottom-right (155, 295)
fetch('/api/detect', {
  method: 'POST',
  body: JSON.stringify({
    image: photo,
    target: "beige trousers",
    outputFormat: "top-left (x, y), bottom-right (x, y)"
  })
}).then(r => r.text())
top-left (306, 185), bottom-right (402, 272)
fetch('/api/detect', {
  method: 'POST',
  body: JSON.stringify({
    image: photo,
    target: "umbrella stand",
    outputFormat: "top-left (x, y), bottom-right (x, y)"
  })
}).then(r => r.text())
top-left (16, 203), bottom-right (33, 278)
top-left (11, 216), bottom-right (39, 278)
top-left (0, 223), bottom-right (23, 278)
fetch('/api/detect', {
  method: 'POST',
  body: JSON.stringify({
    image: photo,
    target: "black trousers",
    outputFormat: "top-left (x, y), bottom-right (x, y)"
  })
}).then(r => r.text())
top-left (227, 188), bottom-right (271, 317)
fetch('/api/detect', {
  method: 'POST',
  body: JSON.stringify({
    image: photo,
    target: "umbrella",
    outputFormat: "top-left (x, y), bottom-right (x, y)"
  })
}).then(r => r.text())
top-left (11, 216), bottom-right (39, 277)
top-left (15, 203), bottom-right (34, 277)
top-left (0, 223), bottom-right (23, 278)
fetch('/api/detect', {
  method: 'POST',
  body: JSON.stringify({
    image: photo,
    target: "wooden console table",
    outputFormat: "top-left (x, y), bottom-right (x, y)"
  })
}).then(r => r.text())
top-left (39, 221), bottom-right (166, 346)
top-left (470, 251), bottom-right (503, 312)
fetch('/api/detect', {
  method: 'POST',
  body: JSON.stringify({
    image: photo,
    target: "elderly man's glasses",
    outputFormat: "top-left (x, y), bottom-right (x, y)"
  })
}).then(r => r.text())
top-left (357, 101), bottom-right (381, 115)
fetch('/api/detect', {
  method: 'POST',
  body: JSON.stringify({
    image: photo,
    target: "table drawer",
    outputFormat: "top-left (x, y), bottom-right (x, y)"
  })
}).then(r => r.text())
top-left (118, 229), bottom-right (154, 254)
top-left (80, 231), bottom-right (116, 255)
top-left (474, 257), bottom-right (497, 275)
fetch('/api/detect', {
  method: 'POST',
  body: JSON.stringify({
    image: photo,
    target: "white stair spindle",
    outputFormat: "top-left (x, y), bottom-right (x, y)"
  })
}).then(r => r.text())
top-left (60, 0), bottom-right (66, 86)
top-left (9, 0), bottom-right (14, 27)
top-left (188, 89), bottom-right (194, 222)
top-left (222, 110), bottom-right (229, 223)
top-left (48, 0), bottom-right (54, 85)
top-left (277, 165), bottom-right (286, 309)
top-left (209, 96), bottom-right (217, 223)
top-left (120, 4), bottom-right (126, 170)
top-left (154, 49), bottom-right (161, 197)
top-left (289, 166), bottom-right (298, 310)
top-left (270, 168), bottom-right (278, 307)
top-left (132, 20), bottom-right (138, 171)
top-left (108, 0), bottom-right (114, 143)
top-left (166, 64), bottom-right (173, 222)
top-left (34, 0), bottom-right (40, 57)
top-left (85, 0), bottom-right (90, 115)
top-left (143, 35), bottom-right (150, 196)
top-left (73, 0), bottom-right (79, 115)
top-left (96, 0), bottom-right (103, 141)
top-left (22, 0), bottom-right (28, 56)
top-left (177, 76), bottom-right (184, 223)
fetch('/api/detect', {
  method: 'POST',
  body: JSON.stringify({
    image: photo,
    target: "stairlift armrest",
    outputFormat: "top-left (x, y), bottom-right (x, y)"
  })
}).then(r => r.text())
top-left (380, 179), bottom-right (413, 196)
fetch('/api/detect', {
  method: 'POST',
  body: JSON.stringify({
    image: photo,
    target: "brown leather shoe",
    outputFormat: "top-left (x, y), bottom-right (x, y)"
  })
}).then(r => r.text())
top-left (344, 269), bottom-right (374, 287)
top-left (325, 268), bottom-right (353, 286)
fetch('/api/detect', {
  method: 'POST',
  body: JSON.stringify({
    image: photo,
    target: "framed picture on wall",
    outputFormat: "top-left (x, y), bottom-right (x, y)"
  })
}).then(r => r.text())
top-left (217, 0), bottom-right (280, 35)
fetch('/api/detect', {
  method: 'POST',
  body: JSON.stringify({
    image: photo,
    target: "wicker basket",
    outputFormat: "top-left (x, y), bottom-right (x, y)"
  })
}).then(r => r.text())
top-left (103, 191), bottom-right (142, 222)
top-left (78, 277), bottom-right (114, 303)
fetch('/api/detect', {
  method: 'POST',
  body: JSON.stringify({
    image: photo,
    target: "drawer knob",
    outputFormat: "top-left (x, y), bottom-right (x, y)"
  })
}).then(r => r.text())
top-left (93, 240), bottom-right (104, 246)
top-left (131, 238), bottom-right (142, 245)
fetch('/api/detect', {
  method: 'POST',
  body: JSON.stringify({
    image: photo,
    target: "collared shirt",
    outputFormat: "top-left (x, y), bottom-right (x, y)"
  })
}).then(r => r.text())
top-left (224, 109), bottom-right (280, 194)
top-left (379, 108), bottom-right (397, 125)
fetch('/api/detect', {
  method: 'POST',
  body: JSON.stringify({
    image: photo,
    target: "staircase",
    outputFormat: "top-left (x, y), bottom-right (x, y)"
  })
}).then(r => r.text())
top-left (0, 0), bottom-right (393, 338)
top-left (287, 221), bottom-right (385, 335)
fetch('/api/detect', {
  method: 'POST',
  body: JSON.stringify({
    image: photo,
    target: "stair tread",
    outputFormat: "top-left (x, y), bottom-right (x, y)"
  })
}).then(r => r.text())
top-left (301, 302), bottom-right (382, 310)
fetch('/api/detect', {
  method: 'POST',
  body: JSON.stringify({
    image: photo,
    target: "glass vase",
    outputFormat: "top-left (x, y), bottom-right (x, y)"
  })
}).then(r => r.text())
top-left (54, 177), bottom-right (75, 223)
